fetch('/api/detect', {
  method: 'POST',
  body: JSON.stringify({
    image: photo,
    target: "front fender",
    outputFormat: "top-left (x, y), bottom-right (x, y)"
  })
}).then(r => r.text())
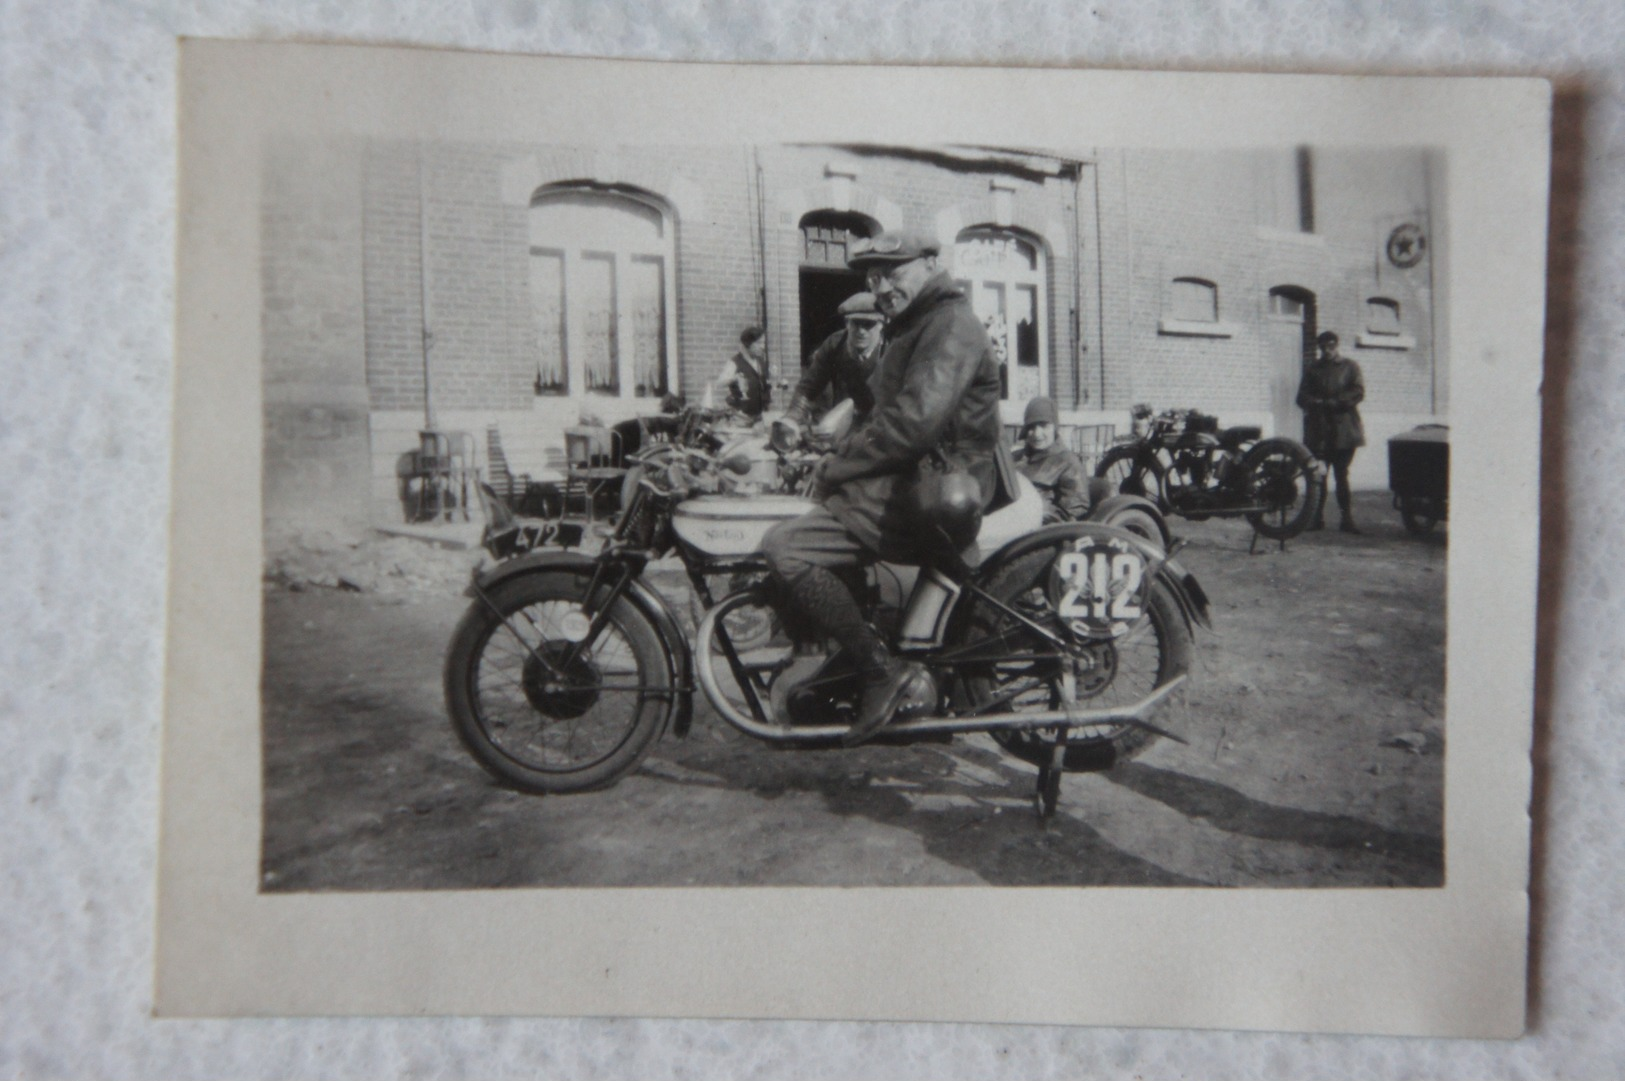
top-left (470, 552), bottom-right (696, 737)
top-left (973, 521), bottom-right (1211, 634)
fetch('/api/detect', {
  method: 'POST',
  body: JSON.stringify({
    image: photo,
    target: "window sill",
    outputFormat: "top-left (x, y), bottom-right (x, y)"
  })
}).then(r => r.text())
top-left (1255, 226), bottom-right (1326, 246)
top-left (1356, 332), bottom-right (1416, 351)
top-left (1158, 318), bottom-right (1238, 339)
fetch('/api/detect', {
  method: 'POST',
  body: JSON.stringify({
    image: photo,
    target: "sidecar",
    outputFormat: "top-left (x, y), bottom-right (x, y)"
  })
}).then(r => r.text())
top-left (1387, 423), bottom-right (1449, 535)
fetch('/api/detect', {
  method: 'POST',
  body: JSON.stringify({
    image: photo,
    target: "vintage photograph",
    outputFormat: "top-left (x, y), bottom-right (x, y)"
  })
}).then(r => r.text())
top-left (259, 136), bottom-right (1448, 891)
top-left (160, 44), bottom-right (1544, 1031)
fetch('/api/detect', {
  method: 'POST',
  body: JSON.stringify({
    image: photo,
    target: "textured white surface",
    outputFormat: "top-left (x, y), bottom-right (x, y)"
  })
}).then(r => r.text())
top-left (0, 1), bottom-right (1614, 1078)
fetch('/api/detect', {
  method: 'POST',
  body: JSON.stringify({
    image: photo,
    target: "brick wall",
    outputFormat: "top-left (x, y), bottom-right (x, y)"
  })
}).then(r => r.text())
top-left (260, 139), bottom-right (1447, 539)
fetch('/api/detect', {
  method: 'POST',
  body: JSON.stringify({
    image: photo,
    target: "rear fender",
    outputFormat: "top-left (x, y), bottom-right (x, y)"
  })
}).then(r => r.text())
top-left (471, 552), bottom-right (695, 737)
top-left (1087, 493), bottom-right (1172, 549)
top-left (970, 521), bottom-right (1211, 634)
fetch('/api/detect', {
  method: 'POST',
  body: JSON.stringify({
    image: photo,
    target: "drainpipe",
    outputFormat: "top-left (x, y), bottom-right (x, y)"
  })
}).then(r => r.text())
top-left (417, 143), bottom-right (436, 431)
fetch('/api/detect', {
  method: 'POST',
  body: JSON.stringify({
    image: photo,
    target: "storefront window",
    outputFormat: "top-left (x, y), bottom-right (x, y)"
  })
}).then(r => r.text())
top-left (953, 228), bottom-right (1047, 402)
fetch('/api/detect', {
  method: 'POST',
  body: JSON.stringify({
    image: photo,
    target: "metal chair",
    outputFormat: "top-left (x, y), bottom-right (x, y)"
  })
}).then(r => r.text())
top-left (563, 425), bottom-right (627, 522)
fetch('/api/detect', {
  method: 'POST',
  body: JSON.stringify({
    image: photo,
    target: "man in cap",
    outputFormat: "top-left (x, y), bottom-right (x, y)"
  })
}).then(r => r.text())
top-left (1013, 396), bottom-right (1092, 524)
top-left (782, 291), bottom-right (885, 428)
top-left (1295, 330), bottom-right (1367, 533)
top-left (762, 228), bottom-right (1014, 746)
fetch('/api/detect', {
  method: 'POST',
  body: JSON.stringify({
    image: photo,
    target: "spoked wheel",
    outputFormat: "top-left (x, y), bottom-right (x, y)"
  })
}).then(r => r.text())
top-left (1096, 448), bottom-right (1168, 510)
top-left (960, 545), bottom-right (1191, 772)
top-left (444, 571), bottom-right (671, 793)
top-left (1241, 439), bottom-right (1318, 541)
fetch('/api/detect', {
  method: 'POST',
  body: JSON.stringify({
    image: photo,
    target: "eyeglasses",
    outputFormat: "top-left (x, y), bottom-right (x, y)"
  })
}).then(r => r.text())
top-left (864, 260), bottom-right (921, 289)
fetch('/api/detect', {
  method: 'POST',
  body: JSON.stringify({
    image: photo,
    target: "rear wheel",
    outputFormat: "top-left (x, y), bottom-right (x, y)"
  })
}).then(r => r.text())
top-left (959, 543), bottom-right (1192, 772)
top-left (445, 571), bottom-right (671, 793)
top-left (1095, 447), bottom-right (1168, 510)
top-left (1241, 439), bottom-right (1318, 540)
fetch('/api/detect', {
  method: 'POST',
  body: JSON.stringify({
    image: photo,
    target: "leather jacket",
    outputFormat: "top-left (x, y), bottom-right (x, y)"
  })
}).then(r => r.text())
top-left (1295, 355), bottom-right (1366, 455)
top-left (1014, 441), bottom-right (1092, 524)
top-left (822, 271), bottom-right (1012, 559)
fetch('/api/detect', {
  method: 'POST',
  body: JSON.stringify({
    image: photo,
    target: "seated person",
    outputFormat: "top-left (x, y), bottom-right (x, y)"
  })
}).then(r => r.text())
top-left (1012, 397), bottom-right (1091, 523)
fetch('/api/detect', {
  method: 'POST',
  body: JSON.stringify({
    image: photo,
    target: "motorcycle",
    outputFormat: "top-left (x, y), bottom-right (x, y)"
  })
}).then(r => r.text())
top-left (1094, 408), bottom-right (1321, 544)
top-left (444, 405), bottom-right (1211, 818)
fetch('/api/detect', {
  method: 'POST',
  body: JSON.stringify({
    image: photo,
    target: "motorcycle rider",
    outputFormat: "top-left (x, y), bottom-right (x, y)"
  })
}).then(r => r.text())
top-left (1296, 330), bottom-right (1367, 533)
top-left (782, 291), bottom-right (885, 429)
top-left (1012, 396), bottom-right (1092, 523)
top-left (762, 228), bottom-right (1013, 746)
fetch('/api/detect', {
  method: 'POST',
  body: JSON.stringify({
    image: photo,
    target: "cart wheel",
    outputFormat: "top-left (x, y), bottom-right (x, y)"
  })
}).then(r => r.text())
top-left (1400, 497), bottom-right (1440, 535)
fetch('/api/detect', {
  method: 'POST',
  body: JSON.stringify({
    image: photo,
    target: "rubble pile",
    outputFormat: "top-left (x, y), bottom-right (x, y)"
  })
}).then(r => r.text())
top-left (265, 533), bottom-right (482, 597)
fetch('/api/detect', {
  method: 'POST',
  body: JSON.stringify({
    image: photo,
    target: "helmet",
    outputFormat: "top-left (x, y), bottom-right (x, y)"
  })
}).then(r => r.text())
top-left (911, 469), bottom-right (984, 552)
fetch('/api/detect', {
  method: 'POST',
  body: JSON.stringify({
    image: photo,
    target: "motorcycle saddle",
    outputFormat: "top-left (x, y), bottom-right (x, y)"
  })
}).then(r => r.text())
top-left (1219, 424), bottom-right (1261, 449)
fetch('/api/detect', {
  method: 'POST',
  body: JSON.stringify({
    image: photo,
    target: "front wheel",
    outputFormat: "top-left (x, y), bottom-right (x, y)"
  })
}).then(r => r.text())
top-left (959, 543), bottom-right (1193, 772)
top-left (444, 570), bottom-right (672, 793)
top-left (1240, 439), bottom-right (1318, 540)
top-left (1096, 447), bottom-right (1168, 511)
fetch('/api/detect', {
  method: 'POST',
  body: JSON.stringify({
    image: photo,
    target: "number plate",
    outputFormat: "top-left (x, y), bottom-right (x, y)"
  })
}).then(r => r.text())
top-left (1048, 536), bottom-right (1148, 638)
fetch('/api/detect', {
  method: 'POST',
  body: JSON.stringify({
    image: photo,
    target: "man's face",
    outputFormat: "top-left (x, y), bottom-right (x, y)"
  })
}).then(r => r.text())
top-left (1319, 338), bottom-right (1340, 362)
top-left (746, 335), bottom-right (767, 362)
top-left (865, 255), bottom-right (937, 319)
top-left (1024, 422), bottom-right (1056, 452)
top-left (846, 317), bottom-right (883, 354)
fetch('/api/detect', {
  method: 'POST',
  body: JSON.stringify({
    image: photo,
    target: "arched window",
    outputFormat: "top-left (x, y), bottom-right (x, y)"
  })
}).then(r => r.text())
top-left (529, 187), bottom-right (676, 399)
top-left (1366, 296), bottom-right (1402, 336)
top-left (952, 227), bottom-right (1047, 403)
top-left (1169, 277), bottom-right (1219, 323)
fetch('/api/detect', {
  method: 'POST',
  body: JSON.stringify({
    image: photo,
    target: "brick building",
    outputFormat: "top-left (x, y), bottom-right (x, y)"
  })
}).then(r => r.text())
top-left (261, 140), bottom-right (1445, 544)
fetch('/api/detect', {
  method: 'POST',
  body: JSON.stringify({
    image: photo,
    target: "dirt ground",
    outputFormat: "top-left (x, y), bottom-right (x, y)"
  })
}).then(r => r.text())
top-left (260, 489), bottom-right (1444, 891)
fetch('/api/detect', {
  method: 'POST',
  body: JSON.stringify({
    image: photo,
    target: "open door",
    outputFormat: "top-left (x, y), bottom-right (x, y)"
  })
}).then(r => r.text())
top-left (1266, 285), bottom-right (1317, 438)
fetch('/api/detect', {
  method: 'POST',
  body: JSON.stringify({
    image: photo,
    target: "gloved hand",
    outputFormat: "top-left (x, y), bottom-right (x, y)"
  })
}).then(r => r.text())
top-left (810, 454), bottom-right (837, 501)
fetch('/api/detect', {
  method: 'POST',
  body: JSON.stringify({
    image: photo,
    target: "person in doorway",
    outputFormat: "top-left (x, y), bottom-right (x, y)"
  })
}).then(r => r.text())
top-left (1012, 396), bottom-right (1092, 524)
top-left (712, 325), bottom-right (769, 420)
top-left (762, 229), bottom-right (1014, 746)
top-left (1296, 330), bottom-right (1367, 533)
top-left (782, 291), bottom-right (885, 428)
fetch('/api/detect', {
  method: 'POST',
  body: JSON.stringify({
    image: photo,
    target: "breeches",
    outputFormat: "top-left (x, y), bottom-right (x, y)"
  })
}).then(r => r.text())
top-left (762, 506), bottom-right (872, 582)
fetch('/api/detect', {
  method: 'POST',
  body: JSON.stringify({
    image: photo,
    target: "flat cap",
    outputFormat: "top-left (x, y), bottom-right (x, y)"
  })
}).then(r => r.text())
top-left (836, 292), bottom-right (882, 321)
top-left (846, 229), bottom-right (941, 269)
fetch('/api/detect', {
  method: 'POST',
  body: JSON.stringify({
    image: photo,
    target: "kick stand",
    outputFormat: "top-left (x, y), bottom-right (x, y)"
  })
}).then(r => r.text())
top-left (1033, 726), bottom-right (1070, 822)
top-left (1247, 530), bottom-right (1287, 555)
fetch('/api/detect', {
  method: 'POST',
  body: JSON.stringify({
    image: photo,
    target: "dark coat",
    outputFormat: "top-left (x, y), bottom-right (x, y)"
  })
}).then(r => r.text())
top-left (1296, 355), bottom-right (1366, 455)
top-left (1014, 441), bottom-right (1092, 524)
top-left (787, 328), bottom-right (879, 425)
top-left (822, 272), bottom-right (1010, 558)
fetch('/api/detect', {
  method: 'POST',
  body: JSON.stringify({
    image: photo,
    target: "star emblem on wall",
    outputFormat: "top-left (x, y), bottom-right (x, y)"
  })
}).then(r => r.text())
top-left (1386, 222), bottom-right (1427, 269)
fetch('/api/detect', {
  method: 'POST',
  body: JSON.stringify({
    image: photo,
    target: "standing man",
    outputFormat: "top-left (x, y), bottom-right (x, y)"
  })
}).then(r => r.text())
top-left (1296, 330), bottom-right (1367, 533)
top-left (712, 325), bottom-right (769, 420)
top-left (1012, 396), bottom-right (1092, 523)
top-left (782, 292), bottom-right (885, 428)
top-left (762, 229), bottom-right (1012, 745)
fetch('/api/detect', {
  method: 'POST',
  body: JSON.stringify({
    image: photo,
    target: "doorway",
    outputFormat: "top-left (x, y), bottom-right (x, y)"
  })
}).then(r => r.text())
top-left (797, 212), bottom-right (876, 364)
top-left (1266, 285), bottom-right (1317, 438)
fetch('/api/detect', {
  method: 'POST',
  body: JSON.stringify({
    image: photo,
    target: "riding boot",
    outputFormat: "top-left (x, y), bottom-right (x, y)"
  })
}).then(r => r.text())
top-left (783, 567), bottom-right (919, 745)
top-left (1336, 487), bottom-right (1361, 534)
